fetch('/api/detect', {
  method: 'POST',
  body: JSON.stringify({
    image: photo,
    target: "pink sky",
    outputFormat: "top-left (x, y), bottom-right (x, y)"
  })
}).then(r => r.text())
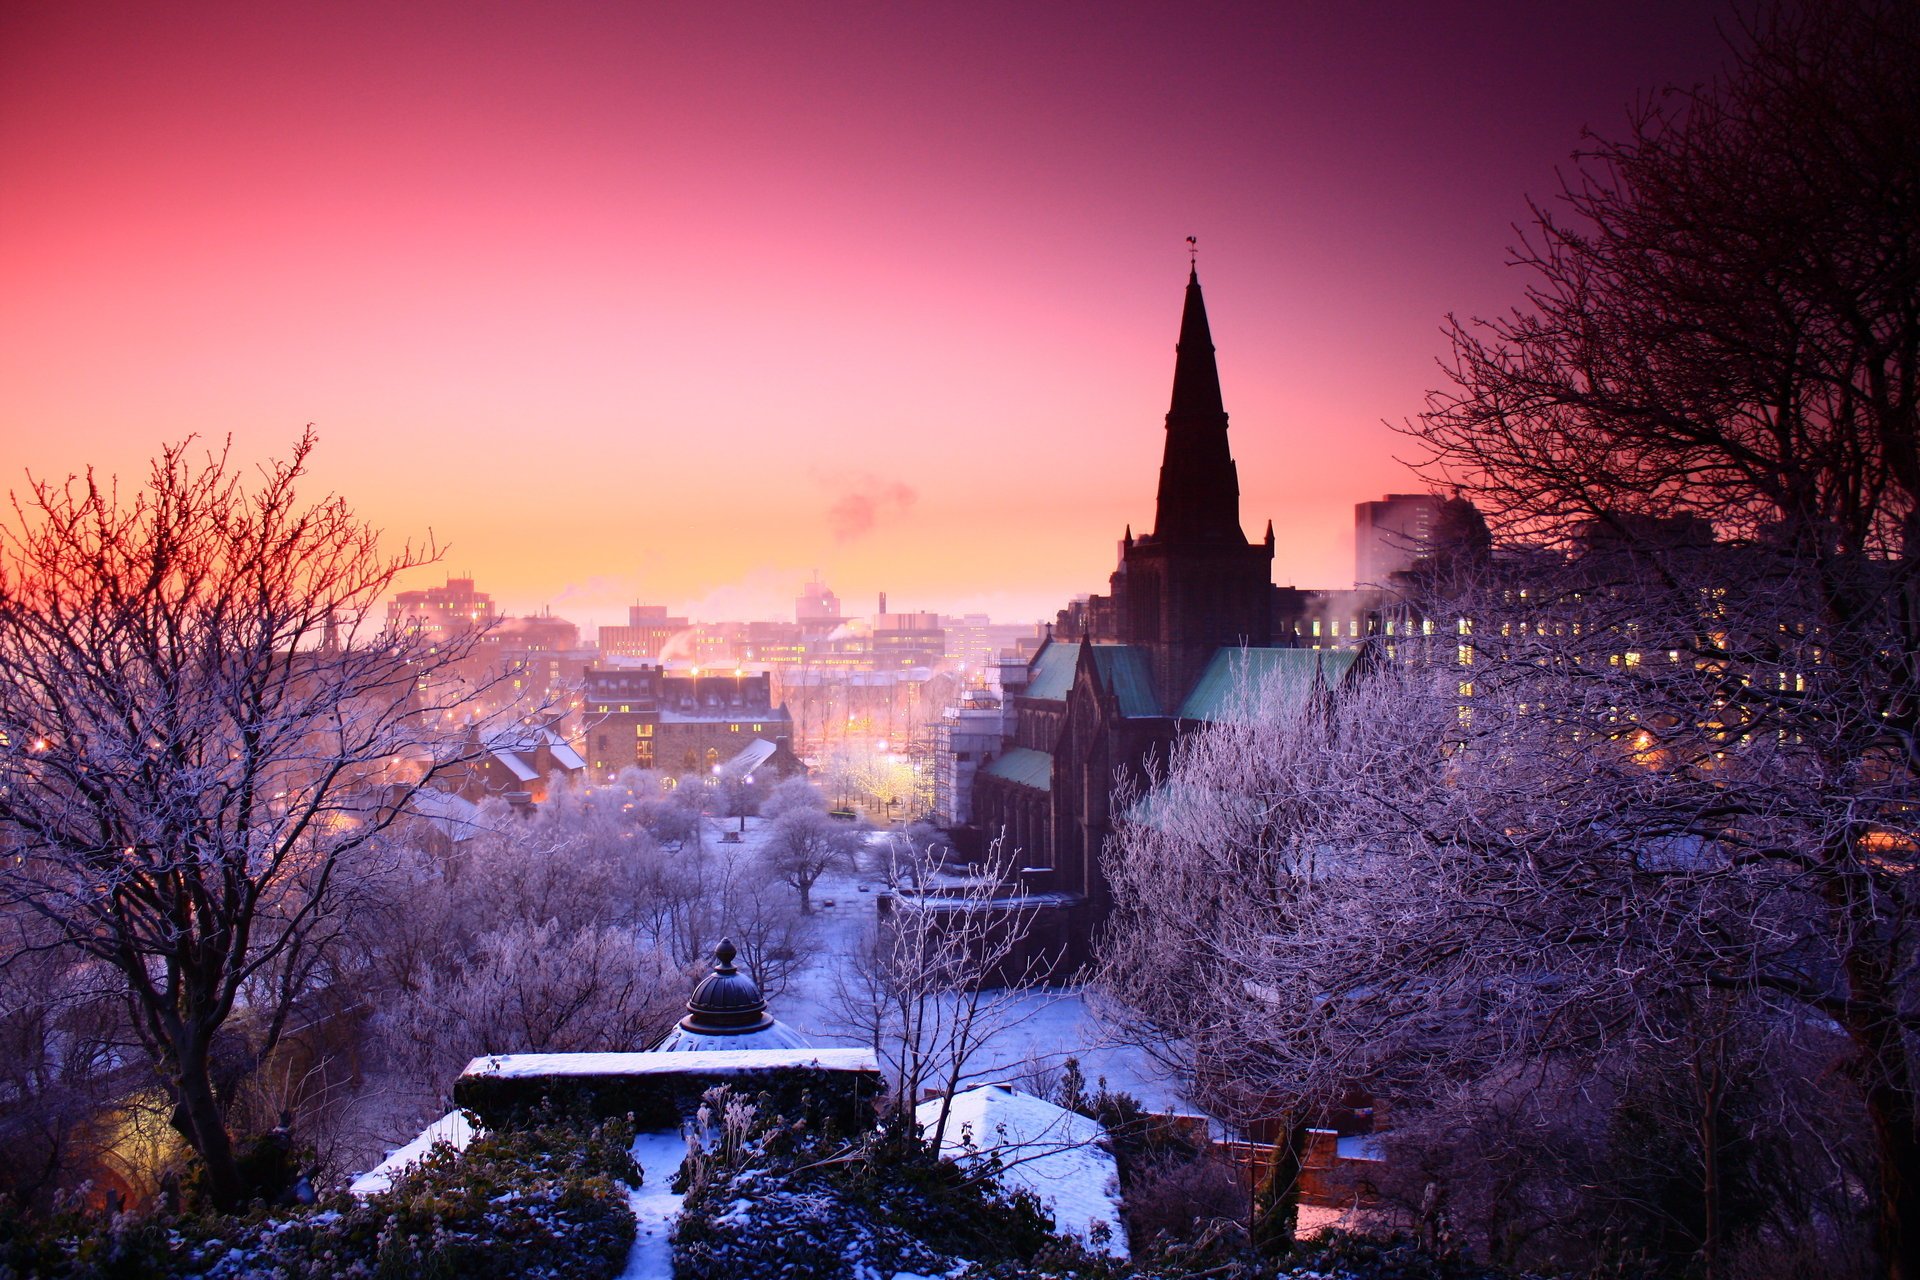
top-left (0, 1), bottom-right (1730, 628)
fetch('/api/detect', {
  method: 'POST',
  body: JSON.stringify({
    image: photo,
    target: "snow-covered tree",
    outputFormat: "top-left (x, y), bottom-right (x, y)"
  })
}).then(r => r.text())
top-left (762, 805), bottom-right (864, 914)
top-left (1400, 4), bottom-right (1920, 1272)
top-left (0, 435), bottom-right (484, 1208)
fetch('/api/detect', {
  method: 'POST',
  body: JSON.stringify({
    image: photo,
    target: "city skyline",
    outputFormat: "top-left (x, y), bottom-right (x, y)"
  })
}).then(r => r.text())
top-left (1, 1), bottom-right (1732, 625)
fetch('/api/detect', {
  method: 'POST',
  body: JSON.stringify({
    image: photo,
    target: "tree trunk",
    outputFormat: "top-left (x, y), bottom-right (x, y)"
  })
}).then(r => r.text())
top-left (1252, 1121), bottom-right (1305, 1257)
top-left (1699, 1064), bottom-right (1722, 1280)
top-left (170, 1037), bottom-right (244, 1210)
top-left (1841, 928), bottom-right (1920, 1280)
top-left (1853, 1005), bottom-right (1920, 1280)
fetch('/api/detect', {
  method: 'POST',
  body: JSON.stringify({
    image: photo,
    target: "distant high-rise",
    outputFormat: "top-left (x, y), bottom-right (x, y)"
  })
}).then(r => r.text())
top-left (796, 574), bottom-right (840, 624)
top-left (599, 605), bottom-right (689, 661)
top-left (796, 574), bottom-right (842, 642)
top-left (386, 576), bottom-right (498, 642)
top-left (1354, 493), bottom-right (1443, 588)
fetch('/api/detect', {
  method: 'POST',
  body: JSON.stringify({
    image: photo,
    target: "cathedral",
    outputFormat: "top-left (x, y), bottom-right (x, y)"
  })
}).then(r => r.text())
top-left (966, 266), bottom-right (1357, 966)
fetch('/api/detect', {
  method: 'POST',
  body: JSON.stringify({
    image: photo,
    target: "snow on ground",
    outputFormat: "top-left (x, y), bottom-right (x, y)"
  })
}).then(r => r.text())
top-left (917, 1084), bottom-right (1128, 1257)
top-left (347, 1109), bottom-right (475, 1196)
top-left (619, 1129), bottom-right (689, 1280)
top-left (751, 820), bottom-right (1191, 1115)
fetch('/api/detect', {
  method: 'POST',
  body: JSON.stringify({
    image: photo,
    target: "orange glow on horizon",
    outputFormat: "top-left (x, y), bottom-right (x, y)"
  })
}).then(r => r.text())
top-left (0, 2), bottom-right (1731, 628)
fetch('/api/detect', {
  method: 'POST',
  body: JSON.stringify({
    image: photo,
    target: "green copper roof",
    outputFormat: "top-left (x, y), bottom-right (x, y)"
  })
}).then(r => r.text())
top-left (1089, 645), bottom-right (1160, 718)
top-left (1022, 642), bottom-right (1081, 701)
top-left (979, 747), bottom-right (1053, 791)
top-left (1178, 647), bottom-right (1358, 723)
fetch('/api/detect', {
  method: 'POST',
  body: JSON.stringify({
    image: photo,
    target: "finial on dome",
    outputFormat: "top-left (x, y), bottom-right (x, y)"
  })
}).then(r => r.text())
top-left (714, 938), bottom-right (738, 972)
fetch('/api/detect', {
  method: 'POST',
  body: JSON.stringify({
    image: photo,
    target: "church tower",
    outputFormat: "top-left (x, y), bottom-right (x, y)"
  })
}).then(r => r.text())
top-left (1112, 266), bottom-right (1275, 704)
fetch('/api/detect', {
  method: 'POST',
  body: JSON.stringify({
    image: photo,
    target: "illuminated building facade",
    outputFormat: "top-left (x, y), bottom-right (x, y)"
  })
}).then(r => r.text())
top-left (581, 664), bottom-right (801, 781)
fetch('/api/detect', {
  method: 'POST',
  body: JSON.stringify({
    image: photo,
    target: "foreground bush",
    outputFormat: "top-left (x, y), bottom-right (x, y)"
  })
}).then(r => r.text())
top-left (0, 1116), bottom-right (637, 1280)
top-left (671, 1087), bottom-right (1107, 1279)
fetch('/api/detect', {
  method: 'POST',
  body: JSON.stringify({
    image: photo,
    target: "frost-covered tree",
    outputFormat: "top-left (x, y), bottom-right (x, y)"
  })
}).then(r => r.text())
top-left (762, 801), bottom-right (864, 914)
top-left (1099, 637), bottom-right (1881, 1273)
top-left (1400, 3), bottom-right (1920, 1272)
top-left (0, 435), bottom-right (483, 1208)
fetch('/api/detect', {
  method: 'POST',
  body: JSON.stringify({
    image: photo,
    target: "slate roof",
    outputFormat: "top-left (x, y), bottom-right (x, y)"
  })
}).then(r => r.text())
top-left (483, 726), bottom-right (586, 777)
top-left (1178, 647), bottom-right (1359, 722)
top-left (979, 746), bottom-right (1053, 791)
top-left (1022, 642), bottom-right (1082, 701)
top-left (1087, 645), bottom-right (1160, 718)
top-left (719, 737), bottom-right (779, 778)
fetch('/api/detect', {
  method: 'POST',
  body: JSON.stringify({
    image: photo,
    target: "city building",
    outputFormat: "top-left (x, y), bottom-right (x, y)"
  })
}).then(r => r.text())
top-left (796, 573), bottom-right (842, 639)
top-left (580, 664), bottom-right (801, 781)
top-left (386, 576), bottom-right (498, 642)
top-left (1354, 493), bottom-right (1444, 588)
top-left (598, 605), bottom-right (690, 661)
top-left (945, 614), bottom-right (1042, 675)
top-left (872, 610), bottom-right (946, 669)
top-left (932, 679), bottom-right (1012, 827)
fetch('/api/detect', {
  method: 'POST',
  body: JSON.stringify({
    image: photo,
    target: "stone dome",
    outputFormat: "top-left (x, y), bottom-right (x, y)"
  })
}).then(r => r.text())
top-left (652, 938), bottom-right (815, 1052)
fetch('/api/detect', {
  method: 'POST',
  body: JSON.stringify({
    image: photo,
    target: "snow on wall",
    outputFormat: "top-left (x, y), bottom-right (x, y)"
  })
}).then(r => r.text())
top-left (459, 1046), bottom-right (879, 1080)
top-left (917, 1084), bottom-right (1128, 1257)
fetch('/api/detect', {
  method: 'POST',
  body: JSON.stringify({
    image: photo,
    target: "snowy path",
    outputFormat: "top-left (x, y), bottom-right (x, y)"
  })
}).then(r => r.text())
top-left (619, 1130), bottom-right (689, 1280)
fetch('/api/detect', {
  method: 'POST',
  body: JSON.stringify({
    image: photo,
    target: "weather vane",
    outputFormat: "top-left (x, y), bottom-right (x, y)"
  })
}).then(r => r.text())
top-left (1186, 235), bottom-right (1197, 265)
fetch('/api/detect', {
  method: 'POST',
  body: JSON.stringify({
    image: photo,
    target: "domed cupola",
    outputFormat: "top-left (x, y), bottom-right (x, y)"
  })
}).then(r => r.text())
top-left (652, 939), bottom-right (815, 1052)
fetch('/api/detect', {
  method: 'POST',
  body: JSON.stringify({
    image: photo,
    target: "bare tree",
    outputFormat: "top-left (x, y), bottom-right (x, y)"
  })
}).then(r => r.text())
top-left (835, 837), bottom-right (1057, 1149)
top-left (1399, 4), bottom-right (1920, 1273)
top-left (762, 805), bottom-right (864, 914)
top-left (0, 903), bottom-right (142, 1210)
top-left (0, 435), bottom-right (483, 1208)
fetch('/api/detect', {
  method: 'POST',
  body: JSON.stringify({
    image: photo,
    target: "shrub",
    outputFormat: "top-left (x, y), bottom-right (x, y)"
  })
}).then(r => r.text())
top-left (671, 1090), bottom-right (1105, 1280)
top-left (0, 1116), bottom-right (638, 1280)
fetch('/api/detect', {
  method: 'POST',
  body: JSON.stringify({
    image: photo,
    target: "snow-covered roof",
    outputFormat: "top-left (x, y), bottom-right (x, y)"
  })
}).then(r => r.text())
top-left (653, 1019), bottom-right (815, 1053)
top-left (406, 788), bottom-right (486, 842)
top-left (348, 1109), bottom-right (475, 1196)
top-left (494, 750), bottom-right (541, 782)
top-left (717, 736), bottom-right (779, 779)
top-left (460, 1047), bottom-right (879, 1080)
top-left (917, 1084), bottom-right (1127, 1257)
top-left (481, 726), bottom-right (586, 777)
top-left (892, 889), bottom-right (1084, 911)
top-left (546, 734), bottom-right (587, 772)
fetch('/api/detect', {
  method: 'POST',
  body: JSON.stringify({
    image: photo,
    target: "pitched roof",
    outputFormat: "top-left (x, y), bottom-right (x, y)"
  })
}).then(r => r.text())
top-left (1022, 642), bottom-right (1081, 701)
top-left (916, 1085), bottom-right (1127, 1258)
top-left (719, 737), bottom-right (779, 778)
top-left (1087, 645), bottom-right (1160, 718)
top-left (1178, 647), bottom-right (1359, 723)
top-left (979, 746), bottom-right (1053, 791)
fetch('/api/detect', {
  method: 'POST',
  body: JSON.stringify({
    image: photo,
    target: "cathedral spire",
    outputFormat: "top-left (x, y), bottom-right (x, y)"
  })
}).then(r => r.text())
top-left (1152, 266), bottom-right (1244, 544)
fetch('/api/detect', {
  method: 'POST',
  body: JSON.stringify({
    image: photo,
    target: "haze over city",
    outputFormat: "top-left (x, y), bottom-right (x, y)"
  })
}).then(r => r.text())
top-left (0, 1), bottom-right (1733, 627)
